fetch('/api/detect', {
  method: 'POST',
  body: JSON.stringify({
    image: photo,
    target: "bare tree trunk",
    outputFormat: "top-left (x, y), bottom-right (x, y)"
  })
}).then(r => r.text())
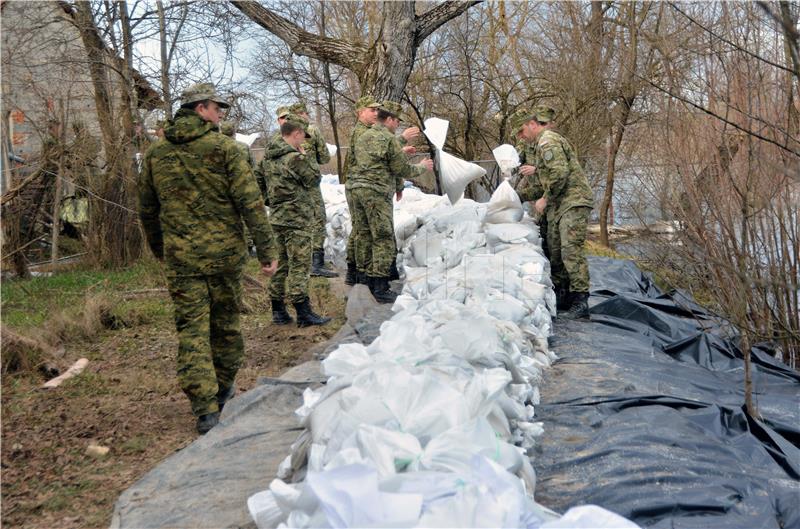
top-left (50, 101), bottom-right (66, 264)
top-left (319, 1), bottom-right (342, 176)
top-left (156, 0), bottom-right (172, 119)
top-left (231, 0), bottom-right (480, 97)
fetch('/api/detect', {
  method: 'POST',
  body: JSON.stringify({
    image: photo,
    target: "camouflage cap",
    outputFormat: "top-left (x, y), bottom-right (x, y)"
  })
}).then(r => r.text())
top-left (218, 120), bottom-right (236, 137)
top-left (508, 107), bottom-right (534, 135)
top-left (289, 102), bottom-right (308, 114)
top-left (355, 94), bottom-right (381, 110)
top-left (283, 113), bottom-right (311, 138)
top-left (180, 82), bottom-right (230, 108)
top-left (379, 100), bottom-right (408, 121)
top-left (276, 106), bottom-right (291, 119)
top-left (532, 104), bottom-right (556, 123)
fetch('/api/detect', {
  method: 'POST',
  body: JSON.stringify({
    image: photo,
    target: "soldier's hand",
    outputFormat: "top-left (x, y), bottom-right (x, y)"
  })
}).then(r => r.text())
top-left (261, 260), bottom-right (278, 276)
top-left (420, 158), bottom-right (434, 171)
top-left (534, 197), bottom-right (547, 214)
top-left (396, 190), bottom-right (403, 201)
top-left (402, 145), bottom-right (417, 155)
top-left (520, 164), bottom-right (536, 176)
top-left (402, 127), bottom-right (421, 142)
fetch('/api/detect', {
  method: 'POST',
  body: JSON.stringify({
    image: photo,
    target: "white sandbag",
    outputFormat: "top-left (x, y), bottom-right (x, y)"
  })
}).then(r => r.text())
top-left (326, 143), bottom-right (337, 157)
top-left (493, 144), bottom-right (521, 178)
top-left (423, 118), bottom-right (486, 205)
top-left (485, 180), bottom-right (524, 224)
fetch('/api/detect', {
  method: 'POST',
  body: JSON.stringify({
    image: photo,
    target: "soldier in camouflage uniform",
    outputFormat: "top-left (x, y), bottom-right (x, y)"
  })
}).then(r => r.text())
top-left (266, 114), bottom-right (331, 327)
top-left (254, 107), bottom-right (291, 205)
top-left (138, 83), bottom-right (278, 434)
top-left (342, 95), bottom-right (381, 285)
top-left (511, 105), bottom-right (594, 319)
top-left (349, 100), bottom-right (433, 303)
top-left (515, 137), bottom-right (551, 294)
top-left (288, 102), bottom-right (338, 278)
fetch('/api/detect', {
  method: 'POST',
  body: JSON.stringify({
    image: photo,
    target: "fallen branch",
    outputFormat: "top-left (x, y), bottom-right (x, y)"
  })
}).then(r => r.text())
top-left (42, 357), bottom-right (88, 389)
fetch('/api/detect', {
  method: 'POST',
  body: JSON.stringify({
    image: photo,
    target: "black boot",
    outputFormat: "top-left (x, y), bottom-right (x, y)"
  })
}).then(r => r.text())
top-left (560, 292), bottom-right (589, 320)
top-left (356, 271), bottom-right (369, 285)
top-left (344, 262), bottom-right (357, 285)
top-left (217, 384), bottom-right (235, 412)
top-left (556, 287), bottom-right (572, 311)
top-left (196, 411), bottom-right (220, 435)
top-left (271, 299), bottom-right (294, 325)
top-left (293, 298), bottom-right (331, 327)
top-left (311, 250), bottom-right (339, 278)
top-left (368, 276), bottom-right (398, 304)
top-left (388, 257), bottom-right (400, 280)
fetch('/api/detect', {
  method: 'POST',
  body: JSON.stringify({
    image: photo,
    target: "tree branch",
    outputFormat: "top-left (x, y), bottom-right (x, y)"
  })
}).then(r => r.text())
top-left (229, 0), bottom-right (367, 72)
top-left (415, 0), bottom-right (483, 45)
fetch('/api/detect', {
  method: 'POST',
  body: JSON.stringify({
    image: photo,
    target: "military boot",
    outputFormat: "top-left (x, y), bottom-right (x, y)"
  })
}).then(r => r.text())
top-left (217, 384), bottom-right (235, 412)
top-left (344, 262), bottom-right (357, 285)
top-left (556, 287), bottom-right (572, 311)
top-left (356, 271), bottom-right (369, 285)
top-left (388, 257), bottom-right (400, 281)
top-left (196, 411), bottom-right (220, 435)
top-left (311, 249), bottom-right (339, 278)
top-left (368, 276), bottom-right (398, 304)
top-left (560, 292), bottom-right (589, 320)
top-left (271, 299), bottom-right (293, 325)
top-left (293, 298), bottom-right (331, 327)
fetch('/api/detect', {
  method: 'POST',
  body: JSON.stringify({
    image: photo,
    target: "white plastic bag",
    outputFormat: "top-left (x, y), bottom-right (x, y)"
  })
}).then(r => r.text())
top-left (485, 180), bottom-right (523, 224)
top-left (492, 144), bottom-right (520, 179)
top-left (326, 143), bottom-right (338, 157)
top-left (423, 118), bottom-right (486, 205)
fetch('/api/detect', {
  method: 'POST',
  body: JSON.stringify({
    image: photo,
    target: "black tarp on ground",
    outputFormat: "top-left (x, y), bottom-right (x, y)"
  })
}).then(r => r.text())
top-left (533, 257), bottom-right (800, 529)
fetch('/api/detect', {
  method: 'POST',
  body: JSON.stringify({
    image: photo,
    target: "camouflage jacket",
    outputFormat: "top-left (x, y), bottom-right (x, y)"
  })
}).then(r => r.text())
top-left (254, 132), bottom-right (282, 205)
top-left (138, 108), bottom-right (276, 276)
top-left (347, 123), bottom-right (426, 195)
top-left (341, 121), bottom-right (370, 184)
top-left (267, 137), bottom-right (318, 229)
top-left (302, 125), bottom-right (330, 175)
top-left (516, 140), bottom-right (543, 199)
top-left (518, 129), bottom-right (593, 220)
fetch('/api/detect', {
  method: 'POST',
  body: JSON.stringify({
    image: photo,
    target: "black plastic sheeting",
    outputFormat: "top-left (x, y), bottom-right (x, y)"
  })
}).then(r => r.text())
top-left (533, 257), bottom-right (800, 529)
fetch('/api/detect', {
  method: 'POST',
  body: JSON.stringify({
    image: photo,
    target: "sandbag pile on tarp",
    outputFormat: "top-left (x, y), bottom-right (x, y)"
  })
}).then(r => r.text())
top-left (248, 185), bottom-right (638, 528)
top-left (320, 175), bottom-right (350, 268)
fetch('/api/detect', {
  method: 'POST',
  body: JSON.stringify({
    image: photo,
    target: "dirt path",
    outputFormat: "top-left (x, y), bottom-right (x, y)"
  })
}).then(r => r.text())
top-left (1, 277), bottom-right (345, 529)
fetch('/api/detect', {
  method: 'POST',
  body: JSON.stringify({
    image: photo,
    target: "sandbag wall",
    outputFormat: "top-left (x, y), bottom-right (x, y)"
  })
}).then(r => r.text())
top-left (248, 185), bottom-right (638, 528)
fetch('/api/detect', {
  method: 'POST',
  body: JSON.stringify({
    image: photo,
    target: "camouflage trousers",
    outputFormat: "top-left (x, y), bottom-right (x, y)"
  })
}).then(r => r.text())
top-left (310, 185), bottom-right (327, 250)
top-left (350, 187), bottom-right (394, 277)
top-left (547, 206), bottom-right (591, 293)
top-left (268, 225), bottom-right (312, 303)
top-left (167, 271), bottom-right (244, 417)
top-left (345, 186), bottom-right (358, 266)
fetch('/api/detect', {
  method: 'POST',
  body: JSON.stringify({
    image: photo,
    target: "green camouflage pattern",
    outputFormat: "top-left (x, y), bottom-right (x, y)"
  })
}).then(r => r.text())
top-left (348, 123), bottom-right (426, 194)
top-left (350, 187), bottom-right (394, 276)
top-left (254, 132), bottom-right (282, 205)
top-left (517, 129), bottom-right (593, 221)
top-left (168, 271), bottom-right (243, 416)
top-left (547, 206), bottom-right (591, 293)
top-left (345, 188), bottom-right (358, 265)
top-left (180, 82), bottom-right (230, 108)
top-left (516, 140), bottom-right (549, 259)
top-left (138, 107), bottom-right (276, 276)
top-left (268, 226), bottom-right (313, 303)
top-left (532, 104), bottom-right (556, 123)
top-left (342, 121), bottom-right (372, 263)
top-left (301, 124), bottom-right (330, 248)
top-left (266, 136), bottom-right (318, 229)
top-left (342, 121), bottom-right (371, 184)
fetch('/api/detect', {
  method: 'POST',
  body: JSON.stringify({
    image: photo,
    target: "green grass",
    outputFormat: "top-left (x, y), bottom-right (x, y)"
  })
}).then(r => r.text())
top-left (1, 259), bottom-right (165, 329)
